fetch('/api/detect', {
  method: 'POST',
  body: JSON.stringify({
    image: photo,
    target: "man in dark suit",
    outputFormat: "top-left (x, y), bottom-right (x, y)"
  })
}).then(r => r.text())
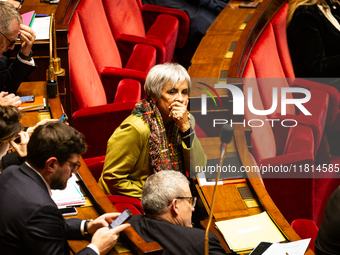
top-left (128, 170), bottom-right (227, 255)
top-left (0, 122), bottom-right (130, 255)
top-left (0, 1), bottom-right (37, 106)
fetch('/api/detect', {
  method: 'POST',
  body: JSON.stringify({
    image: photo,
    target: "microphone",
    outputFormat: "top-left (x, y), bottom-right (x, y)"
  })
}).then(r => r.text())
top-left (219, 124), bottom-right (234, 160)
top-left (205, 124), bottom-right (234, 255)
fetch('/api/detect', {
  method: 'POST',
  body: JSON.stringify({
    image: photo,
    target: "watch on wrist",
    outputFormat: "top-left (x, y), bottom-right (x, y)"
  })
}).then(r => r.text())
top-left (84, 219), bottom-right (92, 235)
top-left (19, 50), bottom-right (32, 61)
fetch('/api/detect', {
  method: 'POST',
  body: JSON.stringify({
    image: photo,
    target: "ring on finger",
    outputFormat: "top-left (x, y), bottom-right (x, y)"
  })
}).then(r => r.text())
top-left (173, 111), bottom-right (177, 116)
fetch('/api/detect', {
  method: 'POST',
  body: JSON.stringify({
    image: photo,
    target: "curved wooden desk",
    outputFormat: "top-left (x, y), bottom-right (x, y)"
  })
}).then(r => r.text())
top-left (196, 126), bottom-right (313, 254)
top-left (188, 0), bottom-right (314, 254)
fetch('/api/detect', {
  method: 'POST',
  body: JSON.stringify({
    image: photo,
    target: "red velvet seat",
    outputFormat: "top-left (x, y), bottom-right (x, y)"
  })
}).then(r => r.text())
top-left (243, 64), bottom-right (315, 223)
top-left (84, 156), bottom-right (144, 215)
top-left (291, 219), bottom-right (319, 251)
top-left (102, 0), bottom-right (189, 64)
top-left (69, 0), bottom-right (158, 158)
top-left (242, 2), bottom-right (340, 226)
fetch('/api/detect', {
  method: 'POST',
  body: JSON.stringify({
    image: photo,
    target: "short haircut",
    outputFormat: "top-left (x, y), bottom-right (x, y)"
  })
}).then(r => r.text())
top-left (27, 122), bottom-right (86, 169)
top-left (141, 170), bottom-right (189, 215)
top-left (144, 63), bottom-right (191, 100)
top-left (0, 2), bottom-right (22, 34)
top-left (0, 106), bottom-right (23, 145)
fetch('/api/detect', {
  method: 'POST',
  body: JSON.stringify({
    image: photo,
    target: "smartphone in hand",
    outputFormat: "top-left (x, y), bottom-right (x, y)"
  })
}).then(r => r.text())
top-left (58, 113), bottom-right (68, 122)
top-left (109, 208), bottom-right (132, 229)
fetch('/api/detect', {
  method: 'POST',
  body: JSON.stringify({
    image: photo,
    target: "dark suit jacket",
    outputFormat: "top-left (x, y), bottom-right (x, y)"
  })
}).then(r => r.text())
top-left (0, 163), bottom-right (96, 255)
top-left (315, 185), bottom-right (340, 255)
top-left (129, 215), bottom-right (227, 255)
top-left (0, 56), bottom-right (37, 93)
top-left (287, 1), bottom-right (340, 78)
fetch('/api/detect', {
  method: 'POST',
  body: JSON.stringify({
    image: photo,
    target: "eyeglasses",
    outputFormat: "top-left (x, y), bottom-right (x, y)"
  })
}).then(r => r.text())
top-left (176, 197), bottom-right (197, 208)
top-left (0, 31), bottom-right (16, 47)
top-left (66, 160), bottom-right (81, 172)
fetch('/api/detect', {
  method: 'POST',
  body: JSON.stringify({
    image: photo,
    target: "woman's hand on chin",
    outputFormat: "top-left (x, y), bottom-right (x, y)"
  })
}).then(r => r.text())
top-left (169, 101), bottom-right (190, 132)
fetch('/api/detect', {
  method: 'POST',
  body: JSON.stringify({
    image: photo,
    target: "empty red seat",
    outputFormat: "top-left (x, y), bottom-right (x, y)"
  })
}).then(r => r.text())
top-left (68, 0), bottom-right (158, 158)
top-left (102, 0), bottom-right (189, 63)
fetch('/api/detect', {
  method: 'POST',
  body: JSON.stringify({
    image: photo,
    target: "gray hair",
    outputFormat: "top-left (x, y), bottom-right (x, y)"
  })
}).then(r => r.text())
top-left (0, 2), bottom-right (22, 34)
top-left (144, 62), bottom-right (191, 99)
top-left (141, 170), bottom-right (190, 215)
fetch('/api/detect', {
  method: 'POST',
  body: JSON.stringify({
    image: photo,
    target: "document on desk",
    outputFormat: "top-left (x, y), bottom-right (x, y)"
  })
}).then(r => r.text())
top-left (254, 239), bottom-right (311, 255)
top-left (31, 16), bottom-right (51, 40)
top-left (51, 174), bottom-right (86, 208)
top-left (215, 211), bottom-right (286, 253)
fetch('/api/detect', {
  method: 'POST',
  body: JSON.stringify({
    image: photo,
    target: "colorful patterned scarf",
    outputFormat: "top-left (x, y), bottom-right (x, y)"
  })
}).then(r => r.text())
top-left (132, 99), bottom-right (183, 173)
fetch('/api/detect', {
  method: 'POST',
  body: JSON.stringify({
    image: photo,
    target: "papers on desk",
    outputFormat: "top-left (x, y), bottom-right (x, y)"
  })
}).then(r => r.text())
top-left (250, 239), bottom-right (311, 255)
top-left (31, 16), bottom-right (51, 40)
top-left (51, 174), bottom-right (86, 208)
top-left (215, 211), bottom-right (286, 253)
top-left (197, 171), bottom-right (223, 186)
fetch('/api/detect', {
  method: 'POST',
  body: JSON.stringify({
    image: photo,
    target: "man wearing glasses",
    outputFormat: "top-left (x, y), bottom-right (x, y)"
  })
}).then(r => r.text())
top-left (0, 122), bottom-right (130, 255)
top-left (129, 170), bottom-right (227, 254)
top-left (0, 1), bottom-right (36, 97)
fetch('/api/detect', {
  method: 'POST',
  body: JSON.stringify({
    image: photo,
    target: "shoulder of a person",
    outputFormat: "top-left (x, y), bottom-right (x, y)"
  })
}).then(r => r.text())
top-left (120, 114), bottom-right (150, 133)
top-left (294, 4), bottom-right (321, 18)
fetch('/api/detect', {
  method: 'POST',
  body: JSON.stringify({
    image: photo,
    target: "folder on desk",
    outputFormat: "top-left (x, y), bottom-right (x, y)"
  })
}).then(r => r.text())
top-left (51, 174), bottom-right (86, 208)
top-left (21, 11), bottom-right (36, 27)
top-left (19, 96), bottom-right (45, 112)
top-left (215, 211), bottom-right (286, 253)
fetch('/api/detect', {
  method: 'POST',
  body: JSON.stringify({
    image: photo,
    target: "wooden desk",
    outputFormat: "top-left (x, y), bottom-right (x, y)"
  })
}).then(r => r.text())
top-left (11, 0), bottom-right (78, 123)
top-left (196, 126), bottom-right (314, 254)
top-left (16, 82), bottom-right (162, 255)
top-left (188, 0), bottom-right (259, 80)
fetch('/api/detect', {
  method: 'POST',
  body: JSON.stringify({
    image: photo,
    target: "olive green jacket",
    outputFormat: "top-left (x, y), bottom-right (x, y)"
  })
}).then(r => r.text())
top-left (98, 114), bottom-right (207, 199)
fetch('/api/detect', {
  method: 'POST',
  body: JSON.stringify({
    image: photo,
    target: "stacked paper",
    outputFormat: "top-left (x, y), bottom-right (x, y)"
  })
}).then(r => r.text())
top-left (215, 211), bottom-right (286, 253)
top-left (51, 174), bottom-right (85, 208)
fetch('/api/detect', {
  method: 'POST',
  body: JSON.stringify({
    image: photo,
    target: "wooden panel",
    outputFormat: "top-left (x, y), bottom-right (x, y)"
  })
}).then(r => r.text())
top-left (188, 0), bottom-right (259, 79)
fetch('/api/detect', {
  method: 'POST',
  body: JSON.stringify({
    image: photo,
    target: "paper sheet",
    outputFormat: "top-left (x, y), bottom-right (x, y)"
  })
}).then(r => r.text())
top-left (262, 239), bottom-right (311, 255)
top-left (31, 16), bottom-right (51, 40)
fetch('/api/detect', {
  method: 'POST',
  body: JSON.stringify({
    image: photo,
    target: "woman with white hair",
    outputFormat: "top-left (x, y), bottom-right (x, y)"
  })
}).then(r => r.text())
top-left (99, 63), bottom-right (206, 199)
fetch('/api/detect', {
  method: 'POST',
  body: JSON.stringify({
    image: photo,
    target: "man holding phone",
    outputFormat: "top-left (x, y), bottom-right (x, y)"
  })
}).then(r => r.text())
top-left (0, 122), bottom-right (130, 255)
top-left (0, 1), bottom-right (37, 106)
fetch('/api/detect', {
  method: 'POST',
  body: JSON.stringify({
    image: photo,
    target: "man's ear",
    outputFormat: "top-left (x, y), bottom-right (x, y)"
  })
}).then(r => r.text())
top-left (45, 157), bottom-right (58, 173)
top-left (169, 198), bottom-right (180, 216)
